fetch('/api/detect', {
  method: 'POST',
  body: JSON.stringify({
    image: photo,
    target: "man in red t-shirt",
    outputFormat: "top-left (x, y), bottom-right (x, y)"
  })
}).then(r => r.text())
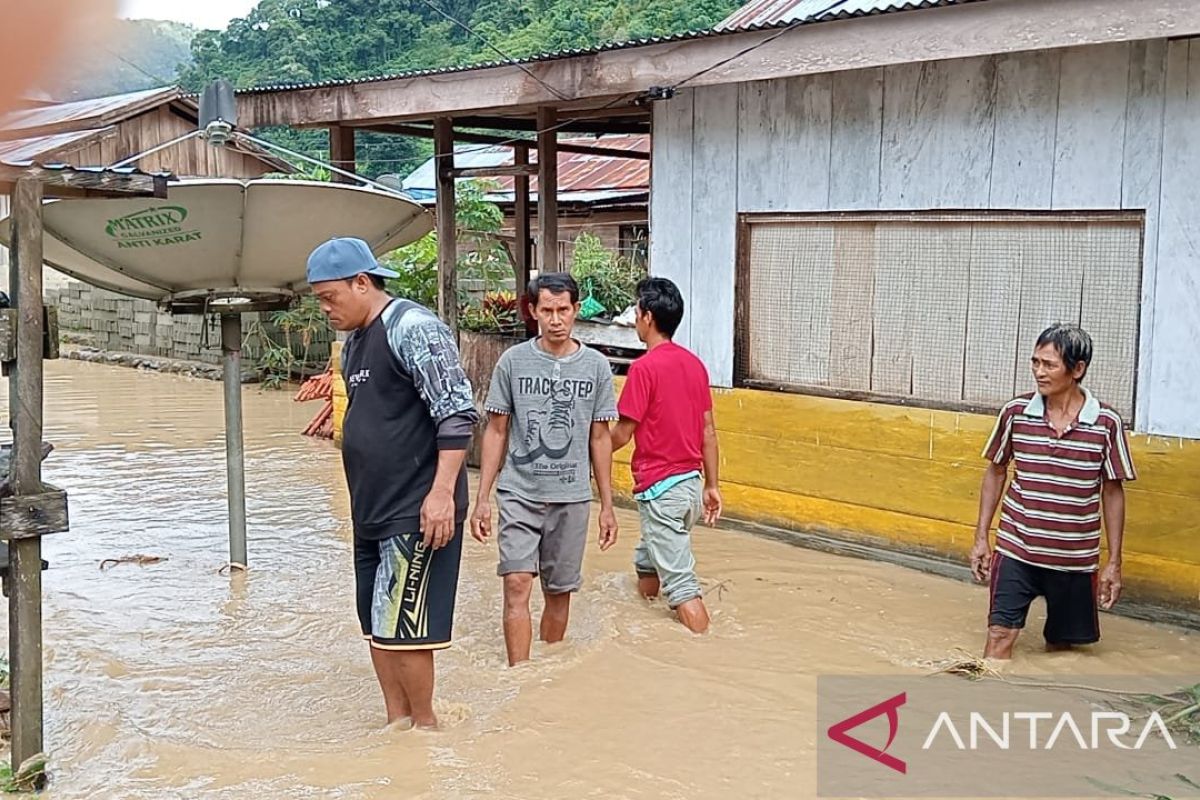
top-left (611, 277), bottom-right (722, 633)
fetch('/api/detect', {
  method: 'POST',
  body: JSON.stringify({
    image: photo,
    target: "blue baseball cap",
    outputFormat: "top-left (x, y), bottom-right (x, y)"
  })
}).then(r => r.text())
top-left (306, 237), bottom-right (399, 284)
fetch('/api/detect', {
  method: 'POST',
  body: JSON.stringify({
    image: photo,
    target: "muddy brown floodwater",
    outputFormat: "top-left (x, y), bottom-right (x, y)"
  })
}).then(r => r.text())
top-left (0, 360), bottom-right (1197, 799)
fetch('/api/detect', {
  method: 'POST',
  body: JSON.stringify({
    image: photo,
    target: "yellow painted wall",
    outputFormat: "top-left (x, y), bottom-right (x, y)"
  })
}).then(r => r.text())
top-left (331, 341), bottom-right (347, 446)
top-left (330, 350), bottom-right (1199, 609)
top-left (607, 382), bottom-right (1200, 610)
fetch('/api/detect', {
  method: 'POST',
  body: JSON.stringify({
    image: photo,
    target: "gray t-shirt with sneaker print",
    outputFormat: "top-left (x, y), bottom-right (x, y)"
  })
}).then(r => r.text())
top-left (485, 338), bottom-right (618, 503)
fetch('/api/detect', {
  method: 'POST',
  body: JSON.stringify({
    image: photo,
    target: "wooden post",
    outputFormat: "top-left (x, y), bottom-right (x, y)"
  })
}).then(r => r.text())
top-left (434, 117), bottom-right (458, 333)
top-left (8, 176), bottom-right (46, 770)
top-left (329, 125), bottom-right (356, 184)
top-left (513, 143), bottom-right (536, 336)
top-left (536, 107), bottom-right (559, 273)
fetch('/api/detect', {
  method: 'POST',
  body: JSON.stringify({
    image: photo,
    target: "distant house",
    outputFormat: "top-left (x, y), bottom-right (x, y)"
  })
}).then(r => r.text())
top-left (0, 86), bottom-right (291, 291)
top-left (0, 86), bottom-right (289, 178)
top-left (399, 135), bottom-right (648, 269)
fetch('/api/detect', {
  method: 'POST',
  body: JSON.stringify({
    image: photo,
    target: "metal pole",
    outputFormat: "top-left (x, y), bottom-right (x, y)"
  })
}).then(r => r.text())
top-left (9, 177), bottom-right (45, 768)
top-left (221, 313), bottom-right (247, 567)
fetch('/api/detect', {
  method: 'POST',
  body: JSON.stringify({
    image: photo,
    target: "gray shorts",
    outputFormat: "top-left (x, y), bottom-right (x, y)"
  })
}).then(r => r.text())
top-left (497, 490), bottom-right (590, 593)
top-left (634, 476), bottom-right (703, 608)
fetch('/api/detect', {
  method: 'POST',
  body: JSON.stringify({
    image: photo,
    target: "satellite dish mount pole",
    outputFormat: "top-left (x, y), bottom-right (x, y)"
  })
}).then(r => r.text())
top-left (198, 80), bottom-right (249, 569)
top-left (221, 311), bottom-right (247, 569)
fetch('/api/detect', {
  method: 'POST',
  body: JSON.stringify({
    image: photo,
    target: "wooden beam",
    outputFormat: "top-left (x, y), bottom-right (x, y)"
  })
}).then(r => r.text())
top-left (434, 118), bottom-right (458, 334)
top-left (537, 107), bottom-right (559, 274)
top-left (329, 125), bottom-right (356, 183)
top-left (513, 144), bottom-right (535, 336)
top-left (0, 488), bottom-right (69, 540)
top-left (363, 124), bottom-right (650, 160)
top-left (450, 163), bottom-right (538, 179)
top-left (7, 176), bottom-right (46, 772)
top-left (234, 0), bottom-right (1200, 128)
top-left (0, 164), bottom-right (168, 198)
top-left (453, 115), bottom-right (649, 135)
top-left (0, 307), bottom-right (60, 364)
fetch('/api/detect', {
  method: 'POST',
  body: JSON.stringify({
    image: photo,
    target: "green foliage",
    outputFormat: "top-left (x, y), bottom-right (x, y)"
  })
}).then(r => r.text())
top-left (242, 294), bottom-right (331, 388)
top-left (0, 750), bottom-right (47, 793)
top-left (383, 180), bottom-right (511, 310)
top-left (570, 232), bottom-right (644, 319)
top-left (383, 234), bottom-right (440, 309)
top-left (455, 180), bottom-right (511, 291)
top-left (460, 290), bottom-right (522, 334)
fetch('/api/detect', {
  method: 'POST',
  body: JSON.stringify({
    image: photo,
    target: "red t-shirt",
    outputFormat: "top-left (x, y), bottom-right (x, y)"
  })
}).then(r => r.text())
top-left (617, 341), bottom-right (713, 493)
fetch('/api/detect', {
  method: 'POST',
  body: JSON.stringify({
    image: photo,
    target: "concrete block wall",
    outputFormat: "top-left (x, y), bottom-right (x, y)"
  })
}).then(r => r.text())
top-left (49, 280), bottom-right (333, 370)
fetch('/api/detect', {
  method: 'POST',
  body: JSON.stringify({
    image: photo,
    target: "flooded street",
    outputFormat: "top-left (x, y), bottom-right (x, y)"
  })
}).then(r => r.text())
top-left (1, 360), bottom-right (1198, 799)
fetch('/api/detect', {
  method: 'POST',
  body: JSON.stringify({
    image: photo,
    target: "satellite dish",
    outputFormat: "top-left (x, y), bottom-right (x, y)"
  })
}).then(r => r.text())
top-left (0, 177), bottom-right (433, 313)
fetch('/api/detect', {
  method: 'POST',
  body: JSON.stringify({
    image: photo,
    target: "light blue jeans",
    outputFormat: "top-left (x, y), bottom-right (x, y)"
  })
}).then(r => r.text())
top-left (634, 475), bottom-right (703, 608)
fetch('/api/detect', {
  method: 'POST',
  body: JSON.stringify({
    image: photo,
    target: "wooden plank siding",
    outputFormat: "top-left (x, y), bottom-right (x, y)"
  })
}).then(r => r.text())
top-left (649, 38), bottom-right (1200, 438)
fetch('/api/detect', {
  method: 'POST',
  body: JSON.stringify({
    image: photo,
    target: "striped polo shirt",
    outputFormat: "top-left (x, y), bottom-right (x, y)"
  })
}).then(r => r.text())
top-left (982, 388), bottom-right (1136, 572)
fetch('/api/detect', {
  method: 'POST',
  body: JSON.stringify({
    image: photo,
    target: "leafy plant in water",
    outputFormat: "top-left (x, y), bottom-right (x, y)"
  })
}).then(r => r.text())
top-left (242, 294), bottom-right (331, 389)
top-left (0, 754), bottom-right (46, 793)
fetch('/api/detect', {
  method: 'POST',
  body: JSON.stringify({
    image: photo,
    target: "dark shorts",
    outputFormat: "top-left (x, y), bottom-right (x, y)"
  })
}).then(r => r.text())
top-left (988, 552), bottom-right (1100, 645)
top-left (353, 525), bottom-right (463, 651)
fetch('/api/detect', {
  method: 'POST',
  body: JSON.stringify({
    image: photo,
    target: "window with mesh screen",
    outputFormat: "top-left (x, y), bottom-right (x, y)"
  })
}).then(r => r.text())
top-left (735, 212), bottom-right (1142, 420)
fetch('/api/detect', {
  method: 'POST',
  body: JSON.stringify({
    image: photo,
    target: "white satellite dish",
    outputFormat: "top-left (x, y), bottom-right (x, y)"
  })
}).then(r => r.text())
top-left (0, 177), bottom-right (433, 312)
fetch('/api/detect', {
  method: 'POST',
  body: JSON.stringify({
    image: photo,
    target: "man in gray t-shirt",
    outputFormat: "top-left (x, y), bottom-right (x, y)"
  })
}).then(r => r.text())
top-left (471, 273), bottom-right (618, 666)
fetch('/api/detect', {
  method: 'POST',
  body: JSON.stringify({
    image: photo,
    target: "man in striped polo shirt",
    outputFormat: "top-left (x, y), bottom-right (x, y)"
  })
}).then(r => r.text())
top-left (970, 324), bottom-right (1136, 659)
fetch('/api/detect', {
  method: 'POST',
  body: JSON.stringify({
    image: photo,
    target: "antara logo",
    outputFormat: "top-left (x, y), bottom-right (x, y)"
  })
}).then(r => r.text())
top-left (826, 693), bottom-right (1177, 775)
top-left (827, 692), bottom-right (907, 774)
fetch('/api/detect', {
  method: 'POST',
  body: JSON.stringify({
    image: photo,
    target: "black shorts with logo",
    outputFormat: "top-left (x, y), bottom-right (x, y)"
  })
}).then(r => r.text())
top-left (988, 552), bottom-right (1100, 645)
top-left (353, 525), bottom-right (463, 651)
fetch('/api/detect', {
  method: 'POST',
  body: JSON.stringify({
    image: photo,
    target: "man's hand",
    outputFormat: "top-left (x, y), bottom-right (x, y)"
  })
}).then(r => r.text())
top-left (703, 486), bottom-right (722, 526)
top-left (969, 537), bottom-right (992, 582)
top-left (598, 506), bottom-right (618, 551)
top-left (471, 497), bottom-right (493, 544)
top-left (420, 486), bottom-right (456, 550)
top-left (1099, 561), bottom-right (1123, 610)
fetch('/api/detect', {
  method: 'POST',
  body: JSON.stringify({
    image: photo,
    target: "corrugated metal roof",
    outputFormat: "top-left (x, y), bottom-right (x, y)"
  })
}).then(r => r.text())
top-left (0, 159), bottom-right (168, 179)
top-left (0, 129), bottom-right (108, 163)
top-left (237, 0), bottom-right (991, 96)
top-left (717, 0), bottom-right (979, 30)
top-left (0, 86), bottom-right (178, 136)
top-left (401, 135), bottom-right (648, 198)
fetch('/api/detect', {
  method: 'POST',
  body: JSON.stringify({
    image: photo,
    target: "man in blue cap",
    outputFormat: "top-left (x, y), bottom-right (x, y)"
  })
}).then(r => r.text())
top-left (307, 237), bottom-right (478, 730)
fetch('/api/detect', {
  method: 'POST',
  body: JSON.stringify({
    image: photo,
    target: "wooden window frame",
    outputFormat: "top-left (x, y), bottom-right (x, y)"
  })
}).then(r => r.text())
top-left (733, 209), bottom-right (1145, 418)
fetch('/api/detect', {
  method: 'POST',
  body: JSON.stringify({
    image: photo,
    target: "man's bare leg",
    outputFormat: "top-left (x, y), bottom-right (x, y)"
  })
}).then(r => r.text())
top-left (369, 645), bottom-right (413, 726)
top-left (675, 597), bottom-right (710, 634)
top-left (392, 649), bottom-right (438, 729)
top-left (540, 591), bottom-right (571, 643)
top-left (503, 573), bottom-right (535, 666)
top-left (638, 573), bottom-right (661, 599)
top-left (1045, 642), bottom-right (1075, 652)
top-left (984, 625), bottom-right (1020, 659)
